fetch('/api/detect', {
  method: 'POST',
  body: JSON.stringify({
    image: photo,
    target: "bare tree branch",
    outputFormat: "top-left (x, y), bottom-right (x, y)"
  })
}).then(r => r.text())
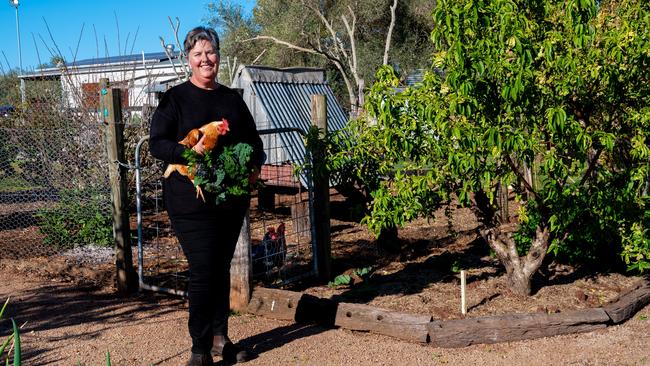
top-left (72, 23), bottom-right (85, 63)
top-left (168, 16), bottom-right (189, 79)
top-left (123, 32), bottom-right (131, 56)
top-left (304, 2), bottom-right (347, 60)
top-left (92, 24), bottom-right (99, 60)
top-left (242, 35), bottom-right (321, 55)
top-left (43, 18), bottom-right (86, 107)
top-left (341, 7), bottom-right (359, 83)
top-left (31, 33), bottom-right (43, 69)
top-left (129, 26), bottom-right (140, 55)
top-left (42, 18), bottom-right (66, 64)
top-left (383, 0), bottom-right (398, 65)
top-left (251, 49), bottom-right (266, 65)
top-left (243, 1), bottom-right (376, 114)
top-left (159, 36), bottom-right (185, 81)
top-left (1, 51), bottom-right (11, 73)
top-left (37, 33), bottom-right (55, 60)
top-left (114, 11), bottom-right (121, 56)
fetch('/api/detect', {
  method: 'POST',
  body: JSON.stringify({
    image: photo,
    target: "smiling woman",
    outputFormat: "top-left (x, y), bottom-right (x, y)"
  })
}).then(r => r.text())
top-left (185, 27), bottom-right (221, 91)
top-left (149, 25), bottom-right (264, 366)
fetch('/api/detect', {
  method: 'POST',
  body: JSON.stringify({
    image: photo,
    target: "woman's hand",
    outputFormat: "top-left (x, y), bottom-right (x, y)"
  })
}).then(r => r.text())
top-left (192, 135), bottom-right (207, 155)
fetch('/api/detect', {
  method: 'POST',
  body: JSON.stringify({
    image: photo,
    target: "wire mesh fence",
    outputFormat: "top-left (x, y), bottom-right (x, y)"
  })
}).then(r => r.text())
top-left (0, 102), bottom-right (113, 262)
top-left (251, 127), bottom-right (315, 284)
top-left (0, 78), bottom-right (152, 271)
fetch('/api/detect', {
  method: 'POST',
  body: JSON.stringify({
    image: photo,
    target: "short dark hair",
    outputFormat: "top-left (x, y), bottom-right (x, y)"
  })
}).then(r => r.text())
top-left (183, 26), bottom-right (220, 55)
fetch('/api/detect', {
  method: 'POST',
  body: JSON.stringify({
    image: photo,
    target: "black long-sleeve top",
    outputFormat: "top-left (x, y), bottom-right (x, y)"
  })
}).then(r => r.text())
top-left (149, 81), bottom-right (264, 216)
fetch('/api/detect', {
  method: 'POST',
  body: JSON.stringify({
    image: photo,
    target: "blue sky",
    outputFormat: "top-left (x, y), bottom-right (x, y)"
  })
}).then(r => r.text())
top-left (0, 0), bottom-right (255, 73)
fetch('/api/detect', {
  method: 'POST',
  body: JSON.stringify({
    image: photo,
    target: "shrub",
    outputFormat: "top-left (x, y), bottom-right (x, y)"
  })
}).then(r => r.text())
top-left (35, 187), bottom-right (113, 249)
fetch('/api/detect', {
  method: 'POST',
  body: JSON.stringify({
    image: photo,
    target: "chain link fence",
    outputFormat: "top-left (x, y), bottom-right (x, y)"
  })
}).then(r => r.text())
top-left (0, 76), bottom-right (156, 276)
top-left (0, 85), bottom-right (114, 263)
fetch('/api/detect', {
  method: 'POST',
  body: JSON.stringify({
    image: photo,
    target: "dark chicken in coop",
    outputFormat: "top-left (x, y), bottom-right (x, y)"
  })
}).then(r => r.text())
top-left (252, 223), bottom-right (287, 273)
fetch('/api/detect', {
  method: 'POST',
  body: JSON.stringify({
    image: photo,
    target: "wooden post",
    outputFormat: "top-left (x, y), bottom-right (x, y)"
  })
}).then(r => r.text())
top-left (311, 94), bottom-right (331, 282)
top-left (230, 210), bottom-right (252, 311)
top-left (100, 78), bottom-right (137, 295)
top-left (460, 270), bottom-right (467, 315)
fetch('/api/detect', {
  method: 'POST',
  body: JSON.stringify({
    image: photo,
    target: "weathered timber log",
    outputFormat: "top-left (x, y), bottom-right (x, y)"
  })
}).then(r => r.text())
top-left (603, 277), bottom-right (650, 324)
top-left (427, 308), bottom-right (610, 347)
top-left (246, 287), bottom-right (337, 325)
top-left (247, 287), bottom-right (303, 321)
top-left (335, 302), bottom-right (432, 343)
top-left (247, 276), bottom-right (650, 348)
top-left (247, 288), bottom-right (430, 342)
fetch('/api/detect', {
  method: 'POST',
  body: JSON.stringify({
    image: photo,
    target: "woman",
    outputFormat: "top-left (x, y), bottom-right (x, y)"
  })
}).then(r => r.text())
top-left (149, 26), bottom-right (263, 366)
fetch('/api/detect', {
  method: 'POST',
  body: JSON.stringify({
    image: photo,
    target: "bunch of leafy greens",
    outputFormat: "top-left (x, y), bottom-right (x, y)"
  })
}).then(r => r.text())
top-left (183, 143), bottom-right (259, 205)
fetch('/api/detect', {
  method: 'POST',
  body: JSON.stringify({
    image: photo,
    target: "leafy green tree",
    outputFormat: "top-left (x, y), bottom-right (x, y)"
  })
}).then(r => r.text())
top-left (205, 1), bottom-right (266, 85)
top-left (345, 0), bottom-right (649, 295)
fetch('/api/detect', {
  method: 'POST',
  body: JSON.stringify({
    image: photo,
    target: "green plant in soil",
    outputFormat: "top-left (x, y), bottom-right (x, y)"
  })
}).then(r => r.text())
top-left (1, 298), bottom-right (21, 366)
top-left (337, 0), bottom-right (649, 295)
top-left (328, 266), bottom-right (374, 288)
top-left (35, 187), bottom-right (112, 249)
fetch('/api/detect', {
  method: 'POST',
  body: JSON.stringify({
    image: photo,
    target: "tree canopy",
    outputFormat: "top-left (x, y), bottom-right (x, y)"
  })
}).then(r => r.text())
top-left (205, 0), bottom-right (435, 112)
top-left (335, 0), bottom-right (649, 295)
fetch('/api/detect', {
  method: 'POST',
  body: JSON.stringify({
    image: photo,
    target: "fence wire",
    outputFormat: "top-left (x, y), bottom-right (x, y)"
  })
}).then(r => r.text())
top-left (0, 106), bottom-right (114, 262)
top-left (0, 88), bottom-right (151, 270)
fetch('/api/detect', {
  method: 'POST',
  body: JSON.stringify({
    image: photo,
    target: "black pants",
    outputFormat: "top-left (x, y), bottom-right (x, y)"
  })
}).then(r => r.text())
top-left (170, 203), bottom-right (248, 354)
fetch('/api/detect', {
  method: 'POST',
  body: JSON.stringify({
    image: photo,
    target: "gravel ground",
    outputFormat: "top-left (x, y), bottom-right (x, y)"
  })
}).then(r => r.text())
top-left (1, 267), bottom-right (649, 366)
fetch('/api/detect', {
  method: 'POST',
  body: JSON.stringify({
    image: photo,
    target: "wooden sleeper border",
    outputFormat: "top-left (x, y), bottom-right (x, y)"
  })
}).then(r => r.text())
top-left (245, 276), bottom-right (650, 347)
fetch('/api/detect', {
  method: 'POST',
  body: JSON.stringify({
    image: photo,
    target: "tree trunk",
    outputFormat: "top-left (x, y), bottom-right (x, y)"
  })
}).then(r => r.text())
top-left (481, 223), bottom-right (550, 296)
top-left (377, 225), bottom-right (400, 253)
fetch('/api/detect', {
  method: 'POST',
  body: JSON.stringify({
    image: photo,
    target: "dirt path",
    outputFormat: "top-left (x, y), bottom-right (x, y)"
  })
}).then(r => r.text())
top-left (1, 267), bottom-right (649, 366)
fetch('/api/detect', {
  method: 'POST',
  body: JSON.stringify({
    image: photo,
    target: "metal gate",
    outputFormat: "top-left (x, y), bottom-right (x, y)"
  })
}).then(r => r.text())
top-left (134, 127), bottom-right (316, 296)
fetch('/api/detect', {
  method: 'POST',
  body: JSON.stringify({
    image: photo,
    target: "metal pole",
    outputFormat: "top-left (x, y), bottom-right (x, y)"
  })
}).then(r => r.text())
top-left (135, 136), bottom-right (147, 291)
top-left (11, 1), bottom-right (25, 103)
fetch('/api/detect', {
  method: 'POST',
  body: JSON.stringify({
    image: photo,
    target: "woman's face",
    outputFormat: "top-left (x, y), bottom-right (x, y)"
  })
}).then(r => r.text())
top-left (188, 39), bottom-right (219, 85)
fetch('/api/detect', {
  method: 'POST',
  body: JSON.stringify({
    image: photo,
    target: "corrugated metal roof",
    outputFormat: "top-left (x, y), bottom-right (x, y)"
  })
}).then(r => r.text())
top-left (235, 66), bottom-right (348, 188)
top-left (252, 77), bottom-right (348, 165)
top-left (64, 51), bottom-right (177, 67)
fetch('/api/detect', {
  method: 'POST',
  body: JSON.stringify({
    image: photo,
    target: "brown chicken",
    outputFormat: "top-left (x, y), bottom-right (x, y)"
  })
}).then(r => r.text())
top-left (163, 119), bottom-right (230, 201)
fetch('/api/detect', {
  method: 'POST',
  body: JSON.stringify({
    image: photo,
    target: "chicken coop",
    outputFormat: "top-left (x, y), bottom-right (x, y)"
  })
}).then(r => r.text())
top-left (231, 65), bottom-right (348, 280)
top-left (231, 65), bottom-right (348, 189)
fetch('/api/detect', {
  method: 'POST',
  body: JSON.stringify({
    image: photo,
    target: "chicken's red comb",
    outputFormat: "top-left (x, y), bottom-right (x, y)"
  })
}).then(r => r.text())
top-left (219, 119), bottom-right (230, 135)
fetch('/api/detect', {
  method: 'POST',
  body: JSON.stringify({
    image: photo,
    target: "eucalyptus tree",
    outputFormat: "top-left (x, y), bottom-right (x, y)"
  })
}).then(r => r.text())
top-left (206, 0), bottom-right (435, 113)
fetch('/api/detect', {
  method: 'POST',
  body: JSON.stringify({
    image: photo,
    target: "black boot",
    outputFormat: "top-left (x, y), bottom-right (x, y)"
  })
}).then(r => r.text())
top-left (186, 353), bottom-right (213, 366)
top-left (212, 335), bottom-right (255, 363)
